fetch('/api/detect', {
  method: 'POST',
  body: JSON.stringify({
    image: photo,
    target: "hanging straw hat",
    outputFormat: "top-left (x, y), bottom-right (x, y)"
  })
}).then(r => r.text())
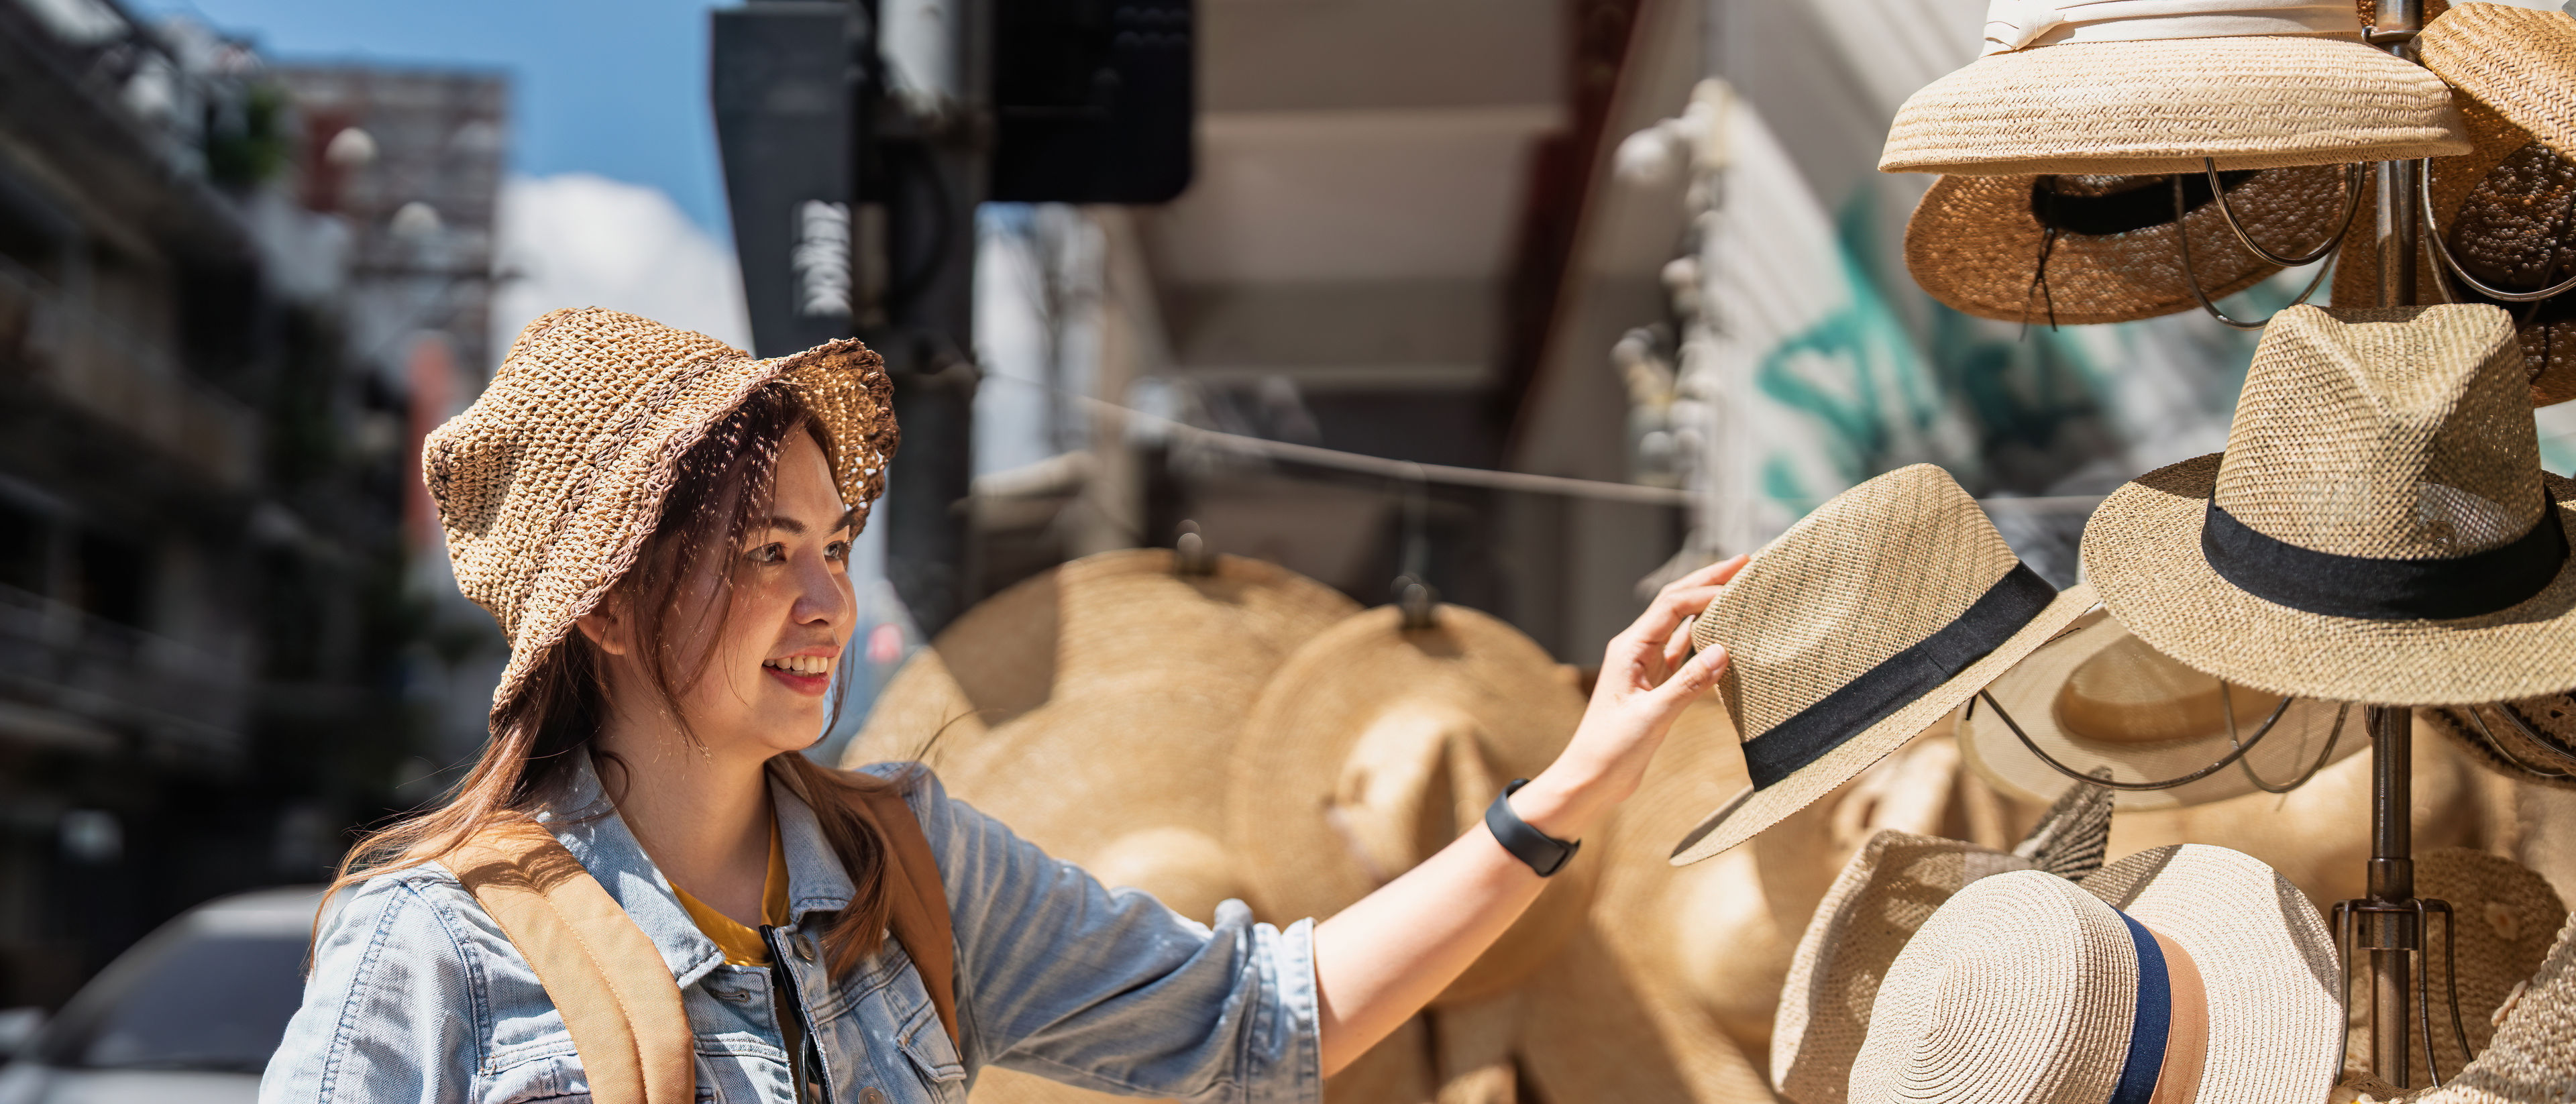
top-left (2082, 305), bottom-right (2576, 706)
top-left (2424, 692), bottom-right (2576, 790)
top-left (1225, 604), bottom-right (1593, 1004)
top-left (1668, 463), bottom-right (2095, 865)
top-left (1907, 166), bottom-right (2353, 325)
top-left (425, 307), bottom-right (896, 719)
top-left (2402, 910), bottom-right (2576, 1104)
top-left (1957, 606), bottom-right (2367, 810)
top-left (2398, 848), bottom-right (2571, 1088)
top-left (1878, 1), bottom-right (2469, 176)
top-left (2332, 3), bottom-right (2576, 407)
top-left (1851, 846), bottom-right (2343, 1104)
top-left (846, 549), bottom-right (1358, 922)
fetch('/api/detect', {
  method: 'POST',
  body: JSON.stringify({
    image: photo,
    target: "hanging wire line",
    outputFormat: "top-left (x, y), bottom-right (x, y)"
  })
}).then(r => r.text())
top-left (978, 370), bottom-right (2108, 513)
top-left (2418, 157), bottom-right (2576, 303)
top-left (2203, 159), bottom-right (2366, 268)
top-left (2175, 172), bottom-right (2337, 330)
top-left (2231, 694), bottom-right (2350, 793)
top-left (1981, 685), bottom-right (2297, 791)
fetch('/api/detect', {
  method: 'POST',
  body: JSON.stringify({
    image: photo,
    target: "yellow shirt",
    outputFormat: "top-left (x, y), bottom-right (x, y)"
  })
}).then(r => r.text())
top-left (670, 822), bottom-right (792, 967)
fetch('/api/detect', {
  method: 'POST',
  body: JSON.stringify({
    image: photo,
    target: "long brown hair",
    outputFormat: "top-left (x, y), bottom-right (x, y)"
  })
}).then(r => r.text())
top-left (333, 382), bottom-right (902, 974)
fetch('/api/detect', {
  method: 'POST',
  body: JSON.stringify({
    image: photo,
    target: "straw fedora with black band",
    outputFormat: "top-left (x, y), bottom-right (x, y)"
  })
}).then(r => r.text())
top-left (427, 307), bottom-right (897, 718)
top-left (1851, 845), bottom-right (2343, 1104)
top-left (1668, 463), bottom-right (2096, 866)
top-left (2332, 3), bottom-right (2576, 407)
top-left (1908, 165), bottom-right (2354, 325)
top-left (2082, 305), bottom-right (2576, 706)
top-left (1879, 0), bottom-right (2469, 177)
top-left (2425, 692), bottom-right (2576, 789)
top-left (1957, 606), bottom-right (2367, 810)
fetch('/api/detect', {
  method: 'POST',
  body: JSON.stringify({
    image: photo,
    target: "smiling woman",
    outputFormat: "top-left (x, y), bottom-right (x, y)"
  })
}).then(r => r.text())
top-left (258, 308), bottom-right (1743, 1104)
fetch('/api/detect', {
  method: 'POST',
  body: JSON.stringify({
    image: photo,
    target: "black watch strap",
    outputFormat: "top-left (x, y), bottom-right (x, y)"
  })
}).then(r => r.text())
top-left (1485, 778), bottom-right (1580, 877)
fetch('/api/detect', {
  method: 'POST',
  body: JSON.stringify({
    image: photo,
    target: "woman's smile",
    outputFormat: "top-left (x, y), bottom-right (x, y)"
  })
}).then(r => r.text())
top-left (762, 649), bottom-right (837, 696)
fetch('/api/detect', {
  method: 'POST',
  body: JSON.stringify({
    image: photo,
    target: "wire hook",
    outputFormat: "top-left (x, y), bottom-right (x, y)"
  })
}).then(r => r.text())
top-left (2418, 156), bottom-right (2576, 304)
top-left (1981, 686), bottom-right (2302, 791)
top-left (2202, 159), bottom-right (2367, 268)
top-left (2175, 169), bottom-right (2338, 329)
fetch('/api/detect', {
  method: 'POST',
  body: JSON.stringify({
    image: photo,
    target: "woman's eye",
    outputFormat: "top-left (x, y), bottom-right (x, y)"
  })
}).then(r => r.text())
top-left (749, 543), bottom-right (786, 563)
top-left (825, 540), bottom-right (851, 562)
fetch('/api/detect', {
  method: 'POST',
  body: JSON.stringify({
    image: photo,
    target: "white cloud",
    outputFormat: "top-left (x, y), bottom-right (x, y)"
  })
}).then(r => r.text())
top-left (490, 173), bottom-right (752, 362)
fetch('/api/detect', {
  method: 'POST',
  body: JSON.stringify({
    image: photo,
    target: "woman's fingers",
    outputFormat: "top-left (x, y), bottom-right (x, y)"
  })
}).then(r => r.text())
top-left (1648, 643), bottom-right (1728, 711)
top-left (1659, 554), bottom-right (1750, 598)
top-left (1626, 584), bottom-right (1726, 654)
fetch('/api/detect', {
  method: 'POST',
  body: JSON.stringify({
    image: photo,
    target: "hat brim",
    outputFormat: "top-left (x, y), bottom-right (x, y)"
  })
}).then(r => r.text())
top-left (1668, 582), bottom-right (2098, 866)
top-left (1771, 830), bottom-right (2033, 1104)
top-left (1957, 608), bottom-right (2369, 810)
top-left (2084, 455), bottom-right (2576, 705)
top-left (1907, 168), bottom-right (2349, 326)
top-left (2422, 696), bottom-right (2576, 792)
top-left (2080, 845), bottom-right (2345, 1103)
top-left (1882, 37), bottom-right (2469, 176)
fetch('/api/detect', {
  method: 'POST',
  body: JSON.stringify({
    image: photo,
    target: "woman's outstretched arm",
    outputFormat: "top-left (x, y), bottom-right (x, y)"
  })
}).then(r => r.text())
top-left (1309, 555), bottom-right (1747, 1075)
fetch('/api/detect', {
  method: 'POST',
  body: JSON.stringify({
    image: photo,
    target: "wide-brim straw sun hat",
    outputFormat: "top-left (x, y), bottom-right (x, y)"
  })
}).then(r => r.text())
top-left (1851, 845), bottom-right (2343, 1104)
top-left (1907, 166), bottom-right (2352, 325)
top-left (2082, 305), bottom-right (2576, 706)
top-left (1226, 603), bottom-right (1593, 1004)
top-left (1770, 830), bottom-right (2035, 1104)
top-left (1957, 606), bottom-right (2367, 810)
top-left (2424, 692), bottom-right (2576, 790)
top-left (1668, 463), bottom-right (2095, 866)
top-left (2398, 848), bottom-right (2571, 1087)
top-left (2402, 910), bottom-right (2576, 1104)
top-left (427, 307), bottom-right (896, 718)
top-left (847, 549), bottom-right (1355, 923)
top-left (2333, 2), bottom-right (2576, 408)
top-left (1878, 1), bottom-right (2469, 176)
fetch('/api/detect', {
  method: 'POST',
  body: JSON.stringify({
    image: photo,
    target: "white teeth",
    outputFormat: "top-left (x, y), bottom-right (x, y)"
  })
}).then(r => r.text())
top-left (765, 655), bottom-right (833, 676)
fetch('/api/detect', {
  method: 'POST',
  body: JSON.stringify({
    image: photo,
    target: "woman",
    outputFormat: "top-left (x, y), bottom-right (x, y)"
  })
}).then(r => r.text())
top-left (260, 309), bottom-right (1739, 1104)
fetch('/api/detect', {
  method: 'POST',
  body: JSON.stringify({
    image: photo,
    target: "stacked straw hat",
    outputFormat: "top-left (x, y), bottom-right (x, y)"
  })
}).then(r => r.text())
top-left (1668, 463), bottom-right (2095, 865)
top-left (2399, 848), bottom-right (2570, 1087)
top-left (2333, 1), bottom-right (2576, 407)
top-left (425, 307), bottom-right (896, 717)
top-left (1879, 1), bottom-right (2468, 176)
top-left (1225, 603), bottom-right (1591, 1004)
top-left (2424, 691), bottom-right (2576, 789)
top-left (1850, 845), bottom-right (2344, 1104)
top-left (2401, 910), bottom-right (2576, 1104)
top-left (1957, 605), bottom-right (2367, 810)
top-left (2081, 305), bottom-right (2576, 706)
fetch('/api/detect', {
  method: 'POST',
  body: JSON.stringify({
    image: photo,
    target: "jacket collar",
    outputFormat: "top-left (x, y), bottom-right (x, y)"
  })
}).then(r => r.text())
top-left (535, 750), bottom-right (857, 987)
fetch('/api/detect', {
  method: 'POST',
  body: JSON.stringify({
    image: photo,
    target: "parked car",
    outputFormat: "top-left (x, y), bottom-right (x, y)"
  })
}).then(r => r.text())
top-left (0, 886), bottom-right (323, 1104)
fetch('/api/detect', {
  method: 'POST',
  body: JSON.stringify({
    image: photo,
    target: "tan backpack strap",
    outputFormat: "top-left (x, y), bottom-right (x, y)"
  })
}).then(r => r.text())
top-left (849, 785), bottom-right (960, 1049)
top-left (451, 820), bottom-right (696, 1104)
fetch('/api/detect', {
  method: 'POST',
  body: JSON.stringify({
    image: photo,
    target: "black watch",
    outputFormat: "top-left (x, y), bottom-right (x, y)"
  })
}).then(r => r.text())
top-left (1485, 779), bottom-right (1580, 877)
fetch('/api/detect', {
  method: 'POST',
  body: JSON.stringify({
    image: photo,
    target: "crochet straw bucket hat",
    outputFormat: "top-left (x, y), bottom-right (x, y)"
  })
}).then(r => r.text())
top-left (1907, 166), bottom-right (2352, 325)
top-left (2424, 691), bottom-right (2576, 789)
top-left (1668, 463), bottom-right (2095, 865)
top-left (2404, 910), bottom-right (2576, 1104)
top-left (1226, 604), bottom-right (1592, 1004)
top-left (2334, 3), bottom-right (2576, 407)
top-left (427, 307), bottom-right (896, 719)
top-left (2401, 848), bottom-right (2570, 1087)
top-left (1850, 846), bottom-right (2344, 1104)
top-left (1880, 1), bottom-right (2469, 176)
top-left (2082, 305), bottom-right (2576, 706)
top-left (1957, 606), bottom-right (2365, 810)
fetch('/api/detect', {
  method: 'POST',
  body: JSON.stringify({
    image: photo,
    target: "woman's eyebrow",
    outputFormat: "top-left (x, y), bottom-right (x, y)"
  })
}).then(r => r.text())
top-left (759, 510), bottom-right (857, 536)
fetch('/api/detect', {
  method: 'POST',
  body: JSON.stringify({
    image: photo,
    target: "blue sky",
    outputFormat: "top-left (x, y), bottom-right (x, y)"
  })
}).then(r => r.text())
top-left (131, 0), bottom-right (737, 236)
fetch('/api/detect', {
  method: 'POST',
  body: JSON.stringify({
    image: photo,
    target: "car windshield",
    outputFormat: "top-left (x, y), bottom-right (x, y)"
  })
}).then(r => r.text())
top-left (36, 926), bottom-right (307, 1074)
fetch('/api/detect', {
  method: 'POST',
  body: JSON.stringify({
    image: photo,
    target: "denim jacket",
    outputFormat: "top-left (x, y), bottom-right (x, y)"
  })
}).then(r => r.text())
top-left (259, 756), bottom-right (1322, 1104)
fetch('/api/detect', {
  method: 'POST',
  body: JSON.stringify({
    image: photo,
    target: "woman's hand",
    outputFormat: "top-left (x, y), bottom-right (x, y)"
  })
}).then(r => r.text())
top-left (1309, 553), bottom-right (1746, 1074)
top-left (1505, 553), bottom-right (1748, 842)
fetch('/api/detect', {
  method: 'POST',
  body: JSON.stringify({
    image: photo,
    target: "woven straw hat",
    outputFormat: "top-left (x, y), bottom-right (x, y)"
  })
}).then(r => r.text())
top-left (1770, 831), bottom-right (2035, 1104)
top-left (2400, 848), bottom-right (2571, 1088)
top-left (1907, 166), bottom-right (2352, 325)
top-left (426, 307), bottom-right (896, 718)
top-left (2425, 692), bottom-right (2576, 789)
top-left (2082, 305), bottom-right (2576, 706)
top-left (1958, 606), bottom-right (2367, 810)
top-left (1851, 845), bottom-right (2343, 1104)
top-left (843, 549), bottom-right (1357, 922)
top-left (2403, 910), bottom-right (2576, 1104)
top-left (1668, 463), bottom-right (2096, 865)
top-left (1878, 1), bottom-right (2469, 176)
top-left (2332, 4), bottom-right (2576, 407)
top-left (1226, 604), bottom-right (1593, 1005)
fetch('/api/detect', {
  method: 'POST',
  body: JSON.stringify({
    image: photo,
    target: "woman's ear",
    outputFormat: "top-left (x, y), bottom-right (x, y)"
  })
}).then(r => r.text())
top-left (575, 599), bottom-right (633, 657)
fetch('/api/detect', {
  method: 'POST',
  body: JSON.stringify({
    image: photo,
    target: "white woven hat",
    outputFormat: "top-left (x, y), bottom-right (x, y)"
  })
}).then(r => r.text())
top-left (1880, 0), bottom-right (2470, 176)
top-left (1851, 845), bottom-right (2343, 1104)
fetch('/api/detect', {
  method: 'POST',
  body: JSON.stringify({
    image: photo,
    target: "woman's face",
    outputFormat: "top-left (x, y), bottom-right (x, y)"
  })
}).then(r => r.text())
top-left (631, 429), bottom-right (857, 762)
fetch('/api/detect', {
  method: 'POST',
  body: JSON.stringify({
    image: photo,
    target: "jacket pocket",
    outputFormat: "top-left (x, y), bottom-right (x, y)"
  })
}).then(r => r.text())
top-left (896, 997), bottom-right (967, 1095)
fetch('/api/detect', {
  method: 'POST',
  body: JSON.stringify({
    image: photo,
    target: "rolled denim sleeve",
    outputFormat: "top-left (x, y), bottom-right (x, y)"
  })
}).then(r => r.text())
top-left (881, 767), bottom-right (1322, 1104)
top-left (260, 873), bottom-right (484, 1104)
